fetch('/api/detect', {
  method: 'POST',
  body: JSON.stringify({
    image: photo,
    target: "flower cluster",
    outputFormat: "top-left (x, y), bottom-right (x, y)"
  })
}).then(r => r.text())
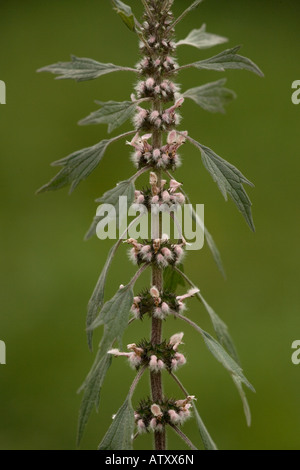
top-left (126, 236), bottom-right (185, 267)
top-left (133, 98), bottom-right (184, 132)
top-left (133, 174), bottom-right (185, 211)
top-left (135, 78), bottom-right (179, 102)
top-left (128, 130), bottom-right (187, 170)
top-left (131, 286), bottom-right (199, 321)
top-left (136, 54), bottom-right (177, 77)
top-left (135, 395), bottom-right (196, 434)
top-left (108, 333), bottom-right (186, 372)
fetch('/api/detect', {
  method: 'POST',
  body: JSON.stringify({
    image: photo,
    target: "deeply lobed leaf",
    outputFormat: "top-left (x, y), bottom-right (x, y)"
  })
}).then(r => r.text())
top-left (38, 55), bottom-right (135, 82)
top-left (85, 179), bottom-right (135, 241)
top-left (79, 100), bottom-right (138, 133)
top-left (187, 46), bottom-right (264, 76)
top-left (176, 24), bottom-right (228, 50)
top-left (88, 285), bottom-right (134, 356)
top-left (37, 139), bottom-right (111, 194)
top-left (187, 136), bottom-right (255, 231)
top-left (183, 79), bottom-right (236, 114)
top-left (98, 395), bottom-right (134, 450)
top-left (77, 353), bottom-right (112, 446)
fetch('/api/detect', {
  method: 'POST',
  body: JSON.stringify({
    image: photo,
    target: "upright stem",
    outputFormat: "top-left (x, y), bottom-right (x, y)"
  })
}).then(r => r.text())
top-left (150, 98), bottom-right (166, 450)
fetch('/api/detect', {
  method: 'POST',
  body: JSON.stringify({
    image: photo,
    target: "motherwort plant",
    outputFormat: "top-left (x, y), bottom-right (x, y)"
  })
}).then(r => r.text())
top-left (37, 0), bottom-right (263, 450)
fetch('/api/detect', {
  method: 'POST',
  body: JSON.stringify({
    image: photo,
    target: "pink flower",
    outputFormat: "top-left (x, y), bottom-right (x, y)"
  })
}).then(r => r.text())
top-left (161, 302), bottom-right (170, 314)
top-left (169, 179), bottom-right (182, 193)
top-left (156, 253), bottom-right (168, 267)
top-left (168, 409), bottom-right (180, 424)
top-left (146, 77), bottom-right (155, 89)
top-left (174, 352), bottom-right (186, 366)
top-left (149, 355), bottom-right (158, 371)
top-left (161, 247), bottom-right (173, 261)
top-left (169, 332), bottom-right (184, 350)
top-left (149, 418), bottom-right (157, 431)
top-left (151, 404), bottom-right (163, 418)
top-left (137, 419), bottom-right (146, 434)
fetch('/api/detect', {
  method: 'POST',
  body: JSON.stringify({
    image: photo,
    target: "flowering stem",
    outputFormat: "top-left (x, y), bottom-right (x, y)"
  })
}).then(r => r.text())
top-left (150, 99), bottom-right (166, 449)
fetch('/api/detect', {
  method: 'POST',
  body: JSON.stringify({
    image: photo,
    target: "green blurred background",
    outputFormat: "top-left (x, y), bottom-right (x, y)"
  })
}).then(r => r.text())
top-left (0, 0), bottom-right (299, 450)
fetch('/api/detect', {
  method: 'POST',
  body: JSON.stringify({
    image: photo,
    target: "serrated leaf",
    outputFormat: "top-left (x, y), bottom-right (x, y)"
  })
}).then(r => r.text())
top-left (232, 376), bottom-right (252, 427)
top-left (178, 311), bottom-right (254, 393)
top-left (188, 46), bottom-right (264, 76)
top-left (183, 79), bottom-right (236, 114)
top-left (89, 286), bottom-right (134, 357)
top-left (164, 264), bottom-right (186, 291)
top-left (189, 137), bottom-right (255, 231)
top-left (86, 243), bottom-right (118, 349)
top-left (37, 55), bottom-right (134, 82)
top-left (98, 395), bottom-right (134, 450)
top-left (77, 353), bottom-right (112, 446)
top-left (201, 329), bottom-right (255, 392)
top-left (197, 291), bottom-right (240, 365)
top-left (79, 100), bottom-right (138, 133)
top-left (177, 24), bottom-right (228, 49)
top-left (85, 179), bottom-right (135, 241)
top-left (111, 0), bottom-right (136, 32)
top-left (193, 405), bottom-right (218, 450)
top-left (37, 139), bottom-right (111, 194)
top-left (204, 228), bottom-right (225, 278)
top-left (96, 179), bottom-right (135, 207)
top-left (180, 187), bottom-right (225, 276)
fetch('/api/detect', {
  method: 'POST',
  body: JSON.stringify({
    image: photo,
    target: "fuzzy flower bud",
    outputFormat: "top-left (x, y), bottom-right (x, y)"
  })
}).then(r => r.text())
top-left (169, 179), bottom-right (182, 193)
top-left (168, 409), bottom-right (181, 424)
top-left (137, 419), bottom-right (146, 434)
top-left (169, 332), bottom-right (184, 350)
top-left (151, 404), bottom-right (163, 418)
top-left (150, 286), bottom-right (160, 298)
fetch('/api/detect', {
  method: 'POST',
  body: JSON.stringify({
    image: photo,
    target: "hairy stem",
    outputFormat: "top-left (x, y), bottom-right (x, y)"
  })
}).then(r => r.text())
top-left (150, 97), bottom-right (165, 450)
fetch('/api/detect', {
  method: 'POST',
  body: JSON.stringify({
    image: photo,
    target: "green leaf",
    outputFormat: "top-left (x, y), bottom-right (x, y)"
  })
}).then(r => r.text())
top-left (183, 79), bottom-right (236, 114)
top-left (37, 55), bottom-right (134, 82)
top-left (204, 228), bottom-right (225, 278)
top-left (193, 405), bottom-right (218, 450)
top-left (177, 24), bottom-right (228, 49)
top-left (197, 291), bottom-right (240, 365)
top-left (164, 265), bottom-right (186, 292)
top-left (86, 243), bottom-right (119, 349)
top-left (37, 139), bottom-right (111, 194)
top-left (188, 46), bottom-right (264, 76)
top-left (98, 395), bottom-right (134, 450)
top-left (79, 100), bottom-right (138, 133)
top-left (96, 179), bottom-right (135, 207)
top-left (77, 353), bottom-right (112, 446)
top-left (111, 0), bottom-right (136, 32)
top-left (188, 137), bottom-right (255, 231)
top-left (201, 329), bottom-right (255, 392)
top-left (232, 376), bottom-right (252, 427)
top-left (85, 179), bottom-right (135, 241)
top-left (88, 286), bottom-right (134, 355)
top-left (180, 187), bottom-right (225, 276)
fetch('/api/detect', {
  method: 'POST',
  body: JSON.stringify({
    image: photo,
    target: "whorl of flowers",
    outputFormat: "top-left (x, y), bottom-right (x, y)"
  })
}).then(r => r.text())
top-left (126, 236), bottom-right (185, 267)
top-left (135, 395), bottom-right (196, 434)
top-left (108, 332), bottom-right (186, 373)
top-left (127, 130), bottom-right (187, 170)
top-left (131, 287), bottom-right (200, 321)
